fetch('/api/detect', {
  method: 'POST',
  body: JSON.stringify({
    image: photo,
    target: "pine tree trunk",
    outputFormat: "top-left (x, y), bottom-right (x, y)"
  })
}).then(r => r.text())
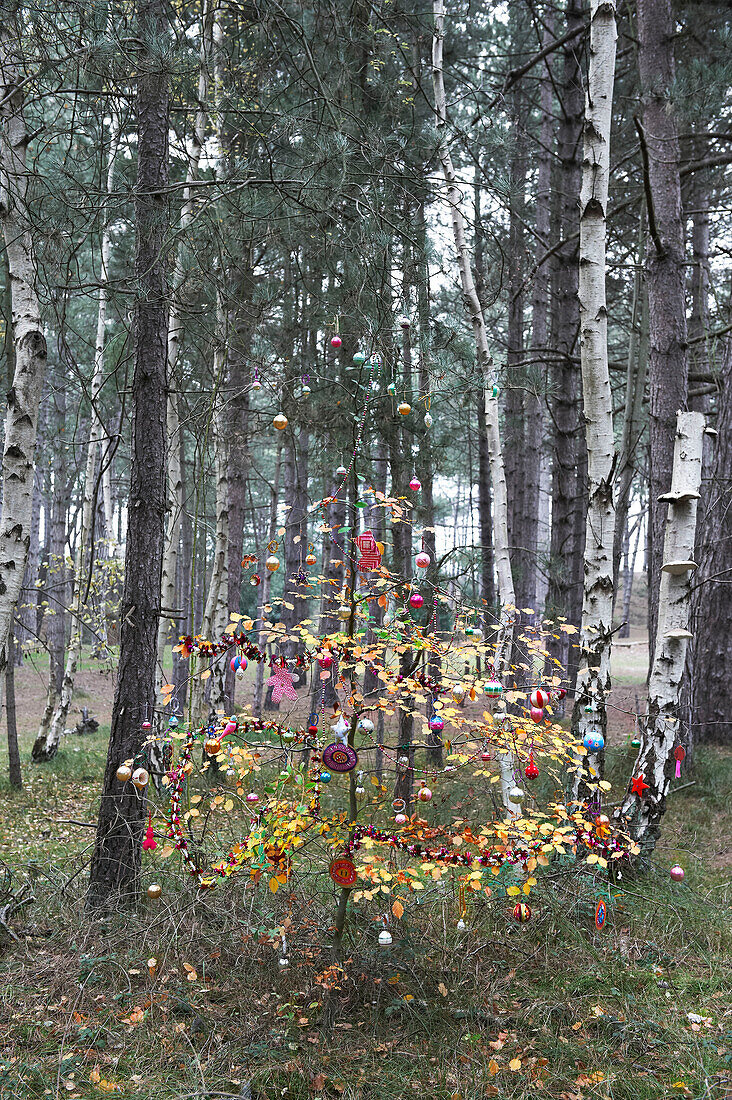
top-left (637, 0), bottom-right (689, 660)
top-left (546, 0), bottom-right (586, 687)
top-left (618, 412), bottom-right (705, 855)
top-left (0, 1), bottom-right (48, 676)
top-left (88, 0), bottom-right (169, 908)
top-left (569, 0), bottom-right (618, 801)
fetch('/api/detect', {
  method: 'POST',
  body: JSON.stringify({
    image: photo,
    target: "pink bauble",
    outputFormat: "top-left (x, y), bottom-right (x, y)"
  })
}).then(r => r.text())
top-left (670, 864), bottom-right (685, 882)
top-left (395, 813), bottom-right (408, 825)
top-left (480, 751), bottom-right (492, 762)
top-left (319, 654), bottom-right (333, 669)
top-left (330, 335), bottom-right (342, 348)
top-left (409, 477), bottom-right (421, 491)
top-left (530, 689), bottom-right (550, 709)
top-left (530, 706), bottom-right (544, 724)
top-left (418, 786), bottom-right (432, 802)
top-left (246, 792), bottom-right (259, 804)
top-left (409, 593), bottom-right (424, 609)
top-left (141, 721), bottom-right (152, 731)
top-left (415, 552), bottom-right (430, 569)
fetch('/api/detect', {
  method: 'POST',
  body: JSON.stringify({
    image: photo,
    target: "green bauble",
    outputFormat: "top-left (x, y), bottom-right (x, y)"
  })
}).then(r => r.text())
top-left (281, 730), bottom-right (296, 745)
top-left (353, 351), bottom-right (366, 365)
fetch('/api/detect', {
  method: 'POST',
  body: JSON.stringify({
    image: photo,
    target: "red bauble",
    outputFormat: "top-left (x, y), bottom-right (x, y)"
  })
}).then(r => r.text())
top-left (525, 757), bottom-right (539, 780)
top-left (330, 335), bottom-right (342, 348)
top-left (409, 477), bottom-right (421, 491)
top-left (530, 706), bottom-right (544, 724)
top-left (409, 592), bottom-right (424, 609)
top-left (513, 902), bottom-right (531, 923)
top-left (530, 689), bottom-right (550, 709)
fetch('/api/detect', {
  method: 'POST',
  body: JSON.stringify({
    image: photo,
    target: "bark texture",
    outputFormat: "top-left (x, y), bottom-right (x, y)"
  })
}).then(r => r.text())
top-left (0, 1), bottom-right (47, 677)
top-left (88, 0), bottom-right (169, 908)
top-left (618, 412), bottom-right (705, 856)
top-left (569, 0), bottom-right (618, 800)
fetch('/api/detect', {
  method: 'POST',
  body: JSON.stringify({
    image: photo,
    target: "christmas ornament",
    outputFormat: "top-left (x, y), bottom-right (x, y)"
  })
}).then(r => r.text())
top-left (204, 738), bottom-right (222, 755)
top-left (353, 351), bottom-right (366, 365)
top-left (318, 653), bottom-right (333, 670)
top-left (355, 785), bottom-right (366, 802)
top-left (424, 412), bottom-right (433, 428)
top-left (354, 529), bottom-right (382, 572)
top-left (525, 756), bottom-right (539, 780)
top-left (485, 679), bottom-right (503, 698)
top-left (322, 743), bottom-right (358, 772)
top-left (320, 771), bottom-right (331, 784)
top-left (409, 477), bottom-right (421, 491)
top-left (513, 902), bottom-right (531, 923)
top-left (480, 750), bottom-right (492, 762)
top-left (674, 745), bottom-right (686, 778)
top-left (265, 555), bottom-right (280, 572)
top-left (583, 733), bottom-right (605, 752)
top-left (530, 706), bottom-right (544, 724)
top-left (147, 883), bottom-right (162, 900)
top-left (595, 899), bottom-right (607, 930)
top-left (509, 785), bottom-right (525, 803)
top-left (143, 813), bottom-right (157, 851)
top-left (399, 315), bottom-right (411, 329)
top-left (397, 402), bottom-right (411, 416)
top-left (429, 715), bottom-right (444, 732)
top-left (630, 773), bottom-right (650, 797)
top-left (249, 572), bottom-right (261, 586)
top-left (358, 717), bottom-right (374, 733)
top-left (273, 413), bottom-right (288, 430)
top-left (132, 767), bottom-right (149, 790)
top-left (266, 664), bottom-right (298, 704)
top-left (530, 689), bottom-right (550, 708)
top-left (252, 378), bottom-right (263, 391)
top-left (329, 857), bottom-right (357, 887)
top-left (278, 956), bottom-right (290, 970)
top-left (670, 864), bottom-right (685, 882)
top-left (394, 813), bottom-right (408, 825)
top-left (331, 335), bottom-right (342, 348)
top-left (417, 785), bottom-right (432, 802)
top-left (116, 764), bottom-right (132, 783)
top-left (246, 792), bottom-right (259, 804)
top-left (415, 551), bottom-right (430, 569)
top-left (378, 929), bottom-right (393, 947)
top-left (409, 592), bottom-right (424, 609)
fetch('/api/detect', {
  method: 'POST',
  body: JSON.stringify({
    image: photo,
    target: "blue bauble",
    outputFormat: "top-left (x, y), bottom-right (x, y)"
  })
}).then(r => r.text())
top-left (320, 771), bottom-right (332, 783)
top-left (583, 733), bottom-right (605, 752)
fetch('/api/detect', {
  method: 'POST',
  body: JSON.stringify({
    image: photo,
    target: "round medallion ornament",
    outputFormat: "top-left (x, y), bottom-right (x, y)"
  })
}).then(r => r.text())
top-left (329, 857), bottom-right (357, 887)
top-left (595, 899), bottom-right (607, 930)
top-left (322, 742), bottom-right (358, 772)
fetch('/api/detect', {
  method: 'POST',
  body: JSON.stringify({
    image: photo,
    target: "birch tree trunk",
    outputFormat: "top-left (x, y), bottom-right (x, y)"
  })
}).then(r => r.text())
top-left (0, 1), bottom-right (47, 677)
top-left (88, 0), bottom-right (169, 908)
top-left (432, 0), bottom-right (517, 813)
top-left (569, 0), bottom-right (618, 801)
top-left (618, 412), bottom-right (705, 855)
top-left (38, 111), bottom-right (121, 757)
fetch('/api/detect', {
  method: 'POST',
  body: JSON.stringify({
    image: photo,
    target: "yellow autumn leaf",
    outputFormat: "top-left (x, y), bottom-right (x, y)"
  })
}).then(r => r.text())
top-left (438, 982), bottom-right (448, 997)
top-left (269, 876), bottom-right (279, 893)
top-left (509, 1058), bottom-right (522, 1071)
top-left (392, 899), bottom-right (404, 919)
top-left (224, 799), bottom-right (234, 811)
top-left (506, 885), bottom-right (521, 896)
top-left (488, 1059), bottom-right (500, 1075)
top-left (200, 668), bottom-right (211, 680)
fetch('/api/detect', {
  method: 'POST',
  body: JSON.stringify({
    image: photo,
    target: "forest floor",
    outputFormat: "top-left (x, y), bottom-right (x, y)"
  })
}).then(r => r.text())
top-left (0, 639), bottom-right (730, 1100)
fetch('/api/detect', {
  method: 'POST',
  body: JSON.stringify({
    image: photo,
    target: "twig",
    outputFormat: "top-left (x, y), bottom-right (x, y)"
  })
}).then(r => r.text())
top-left (634, 115), bottom-right (664, 256)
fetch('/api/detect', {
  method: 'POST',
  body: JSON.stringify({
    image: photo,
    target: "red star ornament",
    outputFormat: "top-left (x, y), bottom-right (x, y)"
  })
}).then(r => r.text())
top-left (630, 773), bottom-right (650, 797)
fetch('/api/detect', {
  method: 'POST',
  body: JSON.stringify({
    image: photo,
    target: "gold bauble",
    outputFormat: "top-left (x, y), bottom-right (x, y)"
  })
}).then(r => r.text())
top-left (204, 738), bottom-right (222, 755)
top-left (306, 554), bottom-right (317, 565)
top-left (397, 402), bottom-right (411, 416)
top-left (265, 555), bottom-right (280, 572)
top-left (273, 413), bottom-right (288, 430)
top-left (147, 883), bottom-right (162, 900)
top-left (132, 767), bottom-right (150, 789)
top-left (116, 764), bottom-right (132, 783)
top-left (337, 606), bottom-right (351, 621)
top-left (451, 685), bottom-right (465, 703)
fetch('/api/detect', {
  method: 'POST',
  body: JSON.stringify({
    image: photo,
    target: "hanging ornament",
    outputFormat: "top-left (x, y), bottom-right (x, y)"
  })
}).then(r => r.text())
top-left (142, 813), bottom-right (157, 851)
top-left (674, 745), bottom-right (686, 778)
top-left (132, 767), bottom-right (150, 790)
top-left (387, 382), bottom-right (397, 396)
top-left (409, 476), bottom-right (421, 491)
top-left (485, 679), bottom-right (503, 698)
top-left (281, 730), bottom-right (296, 745)
top-left (395, 812), bottom-right (408, 825)
top-left (336, 465), bottom-right (347, 477)
top-left (249, 572), bottom-right (261, 586)
top-left (354, 529), bottom-right (382, 572)
top-left (116, 763), bottom-right (132, 783)
top-left (378, 929), bottom-right (393, 947)
top-left (332, 715), bottom-right (349, 741)
top-left (451, 684), bottom-right (465, 704)
top-left (594, 899), bottom-right (607, 930)
top-left (492, 384), bottom-right (500, 398)
top-left (322, 743), bottom-right (358, 772)
top-left (525, 755), bottom-right (539, 780)
top-left (320, 771), bottom-right (331, 784)
top-left (355, 784), bottom-right (366, 802)
top-left (204, 737), bottom-right (222, 755)
top-left (509, 785), bottom-right (525, 804)
top-left (670, 864), bottom-right (685, 882)
top-left (530, 706), bottom-right (544, 724)
top-left (409, 592), bottom-right (424, 609)
top-left (583, 733), bottom-right (605, 752)
top-left (358, 717), bottom-right (374, 733)
top-left (630, 773), bottom-right (650, 797)
top-left (273, 413), bottom-right (288, 430)
top-left (168, 715), bottom-right (179, 729)
top-left (429, 714), bottom-right (444, 732)
top-left (417, 784), bottom-right (432, 802)
top-left (245, 792), bottom-right (259, 806)
top-left (398, 315), bottom-right (411, 329)
top-left (141, 720), bottom-right (152, 732)
top-left (415, 551), bottom-right (430, 569)
top-left (512, 902), bottom-right (531, 923)
top-left (353, 351), bottom-right (366, 366)
top-left (530, 689), bottom-right (550, 709)
top-left (265, 555), bottom-right (280, 572)
top-left (147, 883), bottom-right (162, 900)
top-left (397, 402), bottom-right (411, 416)
top-left (266, 664), bottom-right (298, 704)
top-left (329, 857), bottom-right (357, 887)
top-left (252, 378), bottom-right (263, 392)
top-left (331, 335), bottom-right (342, 348)
top-left (278, 956), bottom-right (290, 970)
top-left (318, 653), bottom-right (333, 670)
top-left (424, 412), bottom-right (433, 428)
top-left (480, 748), bottom-right (492, 762)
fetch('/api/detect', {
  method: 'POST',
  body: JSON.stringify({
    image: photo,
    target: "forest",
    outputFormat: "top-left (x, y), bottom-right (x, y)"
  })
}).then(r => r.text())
top-left (0, 0), bottom-right (730, 1096)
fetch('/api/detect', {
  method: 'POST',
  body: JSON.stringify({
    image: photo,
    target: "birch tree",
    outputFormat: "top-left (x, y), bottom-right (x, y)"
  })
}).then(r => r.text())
top-left (618, 412), bottom-right (705, 855)
top-left (0, 1), bottom-right (47, 677)
top-left (569, 0), bottom-right (618, 801)
top-left (432, 0), bottom-right (518, 813)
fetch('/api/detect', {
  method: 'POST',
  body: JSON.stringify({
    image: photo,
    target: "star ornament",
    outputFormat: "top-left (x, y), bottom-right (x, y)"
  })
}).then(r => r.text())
top-left (266, 664), bottom-right (298, 704)
top-left (630, 773), bottom-right (650, 797)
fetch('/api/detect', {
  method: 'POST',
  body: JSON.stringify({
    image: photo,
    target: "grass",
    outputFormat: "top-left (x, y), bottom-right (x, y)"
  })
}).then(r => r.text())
top-left (0, 642), bottom-right (730, 1099)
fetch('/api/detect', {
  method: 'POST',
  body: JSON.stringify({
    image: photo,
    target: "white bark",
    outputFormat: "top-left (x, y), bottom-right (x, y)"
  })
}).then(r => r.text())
top-left (570, 0), bottom-right (618, 802)
top-left (203, 324), bottom-right (230, 719)
top-left (432, 0), bottom-right (517, 813)
top-left (0, 8), bottom-right (47, 677)
top-left (156, 1), bottom-right (212, 694)
top-left (618, 412), bottom-right (705, 852)
top-left (38, 110), bottom-right (121, 756)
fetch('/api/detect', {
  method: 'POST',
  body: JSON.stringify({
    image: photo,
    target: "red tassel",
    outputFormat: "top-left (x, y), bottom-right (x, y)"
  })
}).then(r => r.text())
top-left (143, 812), bottom-right (157, 851)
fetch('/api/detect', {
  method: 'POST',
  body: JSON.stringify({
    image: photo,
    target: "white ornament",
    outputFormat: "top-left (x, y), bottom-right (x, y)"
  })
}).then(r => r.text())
top-left (378, 929), bottom-right (393, 947)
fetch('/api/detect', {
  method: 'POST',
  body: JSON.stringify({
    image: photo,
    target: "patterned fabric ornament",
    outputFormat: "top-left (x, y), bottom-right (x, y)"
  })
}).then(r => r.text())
top-left (142, 813), bottom-right (157, 852)
top-left (354, 529), bottom-right (382, 572)
top-left (322, 742), bottom-right (358, 772)
top-left (630, 773), bottom-right (650, 797)
top-left (329, 857), bottom-right (357, 887)
top-left (266, 664), bottom-right (298, 704)
top-left (674, 745), bottom-right (686, 778)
